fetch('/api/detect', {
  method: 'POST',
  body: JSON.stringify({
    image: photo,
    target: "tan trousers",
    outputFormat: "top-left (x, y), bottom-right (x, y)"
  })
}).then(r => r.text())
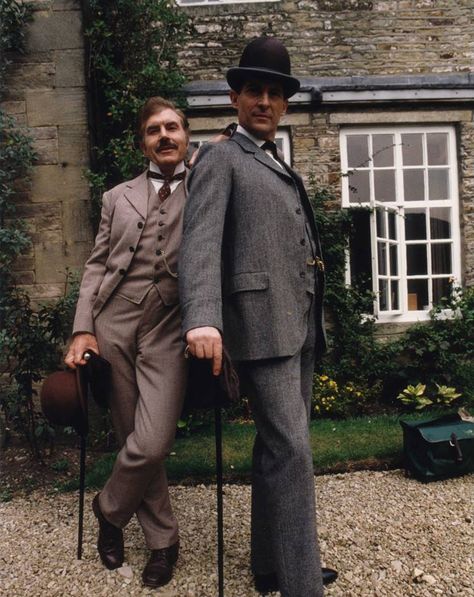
top-left (94, 287), bottom-right (187, 549)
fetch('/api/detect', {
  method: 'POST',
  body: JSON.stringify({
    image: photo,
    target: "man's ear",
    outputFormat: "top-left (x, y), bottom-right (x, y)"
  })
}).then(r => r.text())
top-left (230, 90), bottom-right (239, 109)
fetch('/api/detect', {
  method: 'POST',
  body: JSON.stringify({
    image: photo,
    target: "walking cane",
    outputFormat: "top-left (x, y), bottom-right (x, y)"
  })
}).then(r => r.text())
top-left (77, 432), bottom-right (87, 559)
top-left (76, 351), bottom-right (111, 559)
top-left (215, 405), bottom-right (224, 597)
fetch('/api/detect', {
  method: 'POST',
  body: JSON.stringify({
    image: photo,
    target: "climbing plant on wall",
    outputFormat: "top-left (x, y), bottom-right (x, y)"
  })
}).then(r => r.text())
top-left (82, 0), bottom-right (189, 225)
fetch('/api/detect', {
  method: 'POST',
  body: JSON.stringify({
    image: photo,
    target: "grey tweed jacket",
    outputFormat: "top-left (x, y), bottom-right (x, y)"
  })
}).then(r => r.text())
top-left (179, 132), bottom-right (325, 361)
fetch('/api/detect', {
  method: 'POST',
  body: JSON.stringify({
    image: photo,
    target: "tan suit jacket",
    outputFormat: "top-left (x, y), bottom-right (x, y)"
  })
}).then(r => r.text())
top-left (73, 170), bottom-right (186, 334)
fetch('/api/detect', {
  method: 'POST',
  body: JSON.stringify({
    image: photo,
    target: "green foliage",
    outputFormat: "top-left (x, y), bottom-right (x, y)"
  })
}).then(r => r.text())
top-left (0, 275), bottom-right (79, 459)
top-left (84, 0), bottom-right (189, 226)
top-left (0, 0), bottom-right (33, 92)
top-left (310, 186), bottom-right (473, 416)
top-left (397, 382), bottom-right (462, 411)
top-left (391, 286), bottom-right (474, 405)
top-left (312, 373), bottom-right (376, 418)
top-left (310, 187), bottom-right (395, 405)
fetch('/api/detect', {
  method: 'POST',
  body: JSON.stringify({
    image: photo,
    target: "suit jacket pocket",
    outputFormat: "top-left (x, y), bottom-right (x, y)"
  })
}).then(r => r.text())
top-left (227, 271), bottom-right (269, 295)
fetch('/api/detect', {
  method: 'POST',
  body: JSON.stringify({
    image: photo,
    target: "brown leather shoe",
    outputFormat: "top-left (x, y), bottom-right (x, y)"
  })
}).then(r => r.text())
top-left (92, 493), bottom-right (124, 570)
top-left (142, 540), bottom-right (179, 588)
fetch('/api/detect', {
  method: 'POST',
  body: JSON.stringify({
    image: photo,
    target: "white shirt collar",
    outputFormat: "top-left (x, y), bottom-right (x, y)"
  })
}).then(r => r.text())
top-left (149, 160), bottom-right (185, 176)
top-left (236, 125), bottom-right (283, 168)
top-left (236, 125), bottom-right (267, 148)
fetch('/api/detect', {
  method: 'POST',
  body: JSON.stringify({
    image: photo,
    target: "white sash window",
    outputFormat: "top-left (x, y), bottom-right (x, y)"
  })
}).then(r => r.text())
top-left (340, 126), bottom-right (460, 322)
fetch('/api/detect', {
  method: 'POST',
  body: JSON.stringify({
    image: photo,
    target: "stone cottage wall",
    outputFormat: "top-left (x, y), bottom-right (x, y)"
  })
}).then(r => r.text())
top-left (180, 0), bottom-right (474, 286)
top-left (178, 0), bottom-right (474, 80)
top-left (2, 0), bottom-right (92, 303)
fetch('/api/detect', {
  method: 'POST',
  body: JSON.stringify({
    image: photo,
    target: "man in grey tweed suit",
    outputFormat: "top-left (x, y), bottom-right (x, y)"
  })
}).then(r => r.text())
top-left (65, 97), bottom-right (188, 589)
top-left (179, 37), bottom-right (337, 596)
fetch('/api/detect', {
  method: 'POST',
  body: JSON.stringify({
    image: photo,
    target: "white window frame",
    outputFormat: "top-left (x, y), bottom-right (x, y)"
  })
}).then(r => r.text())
top-left (178, 0), bottom-right (277, 5)
top-left (190, 128), bottom-right (292, 165)
top-left (340, 125), bottom-right (461, 323)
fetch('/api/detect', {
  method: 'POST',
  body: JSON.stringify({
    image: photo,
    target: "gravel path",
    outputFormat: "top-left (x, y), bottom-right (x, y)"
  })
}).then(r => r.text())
top-left (1, 470), bottom-right (472, 596)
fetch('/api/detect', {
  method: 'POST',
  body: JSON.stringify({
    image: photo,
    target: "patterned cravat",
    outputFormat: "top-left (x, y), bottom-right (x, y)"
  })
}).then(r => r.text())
top-left (147, 170), bottom-right (186, 202)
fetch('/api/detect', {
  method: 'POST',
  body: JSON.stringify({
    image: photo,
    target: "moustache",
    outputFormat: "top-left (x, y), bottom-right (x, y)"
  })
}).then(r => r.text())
top-left (156, 141), bottom-right (178, 152)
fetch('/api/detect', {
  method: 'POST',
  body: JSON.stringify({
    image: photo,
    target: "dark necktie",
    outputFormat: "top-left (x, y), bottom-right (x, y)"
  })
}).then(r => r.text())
top-left (147, 170), bottom-right (186, 202)
top-left (261, 140), bottom-right (280, 162)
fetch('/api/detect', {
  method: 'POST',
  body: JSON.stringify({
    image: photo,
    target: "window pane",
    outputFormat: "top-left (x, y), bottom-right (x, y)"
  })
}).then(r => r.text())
top-left (405, 210), bottom-right (426, 240)
top-left (431, 243), bottom-right (452, 274)
top-left (388, 211), bottom-right (397, 240)
top-left (427, 133), bottom-right (448, 165)
top-left (404, 169), bottom-right (425, 201)
top-left (349, 210), bottom-right (372, 296)
top-left (391, 280), bottom-right (399, 310)
top-left (347, 135), bottom-right (369, 168)
top-left (348, 170), bottom-right (370, 203)
top-left (378, 242), bottom-right (387, 275)
top-left (402, 133), bottom-right (423, 166)
top-left (376, 208), bottom-right (386, 238)
top-left (407, 279), bottom-right (429, 310)
top-left (389, 245), bottom-right (398, 275)
top-left (430, 207), bottom-right (451, 239)
top-left (374, 170), bottom-right (396, 202)
top-left (429, 169), bottom-right (449, 200)
top-left (407, 244), bottom-right (427, 275)
top-left (432, 278), bottom-right (451, 306)
top-left (379, 279), bottom-right (389, 311)
top-left (373, 134), bottom-right (394, 167)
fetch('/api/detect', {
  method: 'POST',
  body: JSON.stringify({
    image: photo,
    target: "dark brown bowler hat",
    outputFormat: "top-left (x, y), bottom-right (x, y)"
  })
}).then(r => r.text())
top-left (40, 369), bottom-right (88, 436)
top-left (226, 36), bottom-right (300, 99)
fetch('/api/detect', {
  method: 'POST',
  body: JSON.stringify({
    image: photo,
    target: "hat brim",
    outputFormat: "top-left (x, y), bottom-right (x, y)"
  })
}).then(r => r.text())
top-left (226, 67), bottom-right (300, 98)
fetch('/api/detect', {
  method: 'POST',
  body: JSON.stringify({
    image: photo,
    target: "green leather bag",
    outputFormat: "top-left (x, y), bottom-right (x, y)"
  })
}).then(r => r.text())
top-left (400, 413), bottom-right (474, 480)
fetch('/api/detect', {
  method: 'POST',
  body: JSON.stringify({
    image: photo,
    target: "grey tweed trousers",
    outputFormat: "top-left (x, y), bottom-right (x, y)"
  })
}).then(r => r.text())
top-left (238, 294), bottom-right (324, 597)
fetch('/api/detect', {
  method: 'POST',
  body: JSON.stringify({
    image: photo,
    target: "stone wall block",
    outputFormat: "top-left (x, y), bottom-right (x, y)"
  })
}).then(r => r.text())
top-left (6, 62), bottom-right (55, 92)
top-left (33, 137), bottom-right (59, 165)
top-left (62, 200), bottom-right (93, 243)
top-left (26, 10), bottom-right (84, 52)
top-left (55, 50), bottom-right (85, 87)
top-left (31, 165), bottom-right (90, 203)
top-left (26, 90), bottom-right (87, 127)
top-left (35, 242), bottom-right (69, 283)
top-left (58, 125), bottom-right (89, 166)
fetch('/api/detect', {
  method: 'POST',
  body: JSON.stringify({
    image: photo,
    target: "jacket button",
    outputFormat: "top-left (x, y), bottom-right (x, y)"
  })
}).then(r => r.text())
top-left (137, 221), bottom-right (144, 229)
top-left (158, 235), bottom-right (164, 241)
top-left (296, 208), bottom-right (302, 214)
top-left (129, 246), bottom-right (135, 252)
top-left (158, 221), bottom-right (164, 227)
top-left (119, 268), bottom-right (126, 275)
top-left (159, 208), bottom-right (166, 214)
top-left (154, 276), bottom-right (160, 283)
top-left (299, 271), bottom-right (305, 279)
top-left (300, 238), bottom-right (306, 246)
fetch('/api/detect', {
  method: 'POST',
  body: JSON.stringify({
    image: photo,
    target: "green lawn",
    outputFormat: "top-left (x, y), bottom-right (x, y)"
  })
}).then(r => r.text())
top-left (78, 413), bottom-right (422, 490)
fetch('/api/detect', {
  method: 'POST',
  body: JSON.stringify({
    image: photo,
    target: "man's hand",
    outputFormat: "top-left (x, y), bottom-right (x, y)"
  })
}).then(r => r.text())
top-left (186, 327), bottom-right (222, 376)
top-left (64, 333), bottom-right (99, 370)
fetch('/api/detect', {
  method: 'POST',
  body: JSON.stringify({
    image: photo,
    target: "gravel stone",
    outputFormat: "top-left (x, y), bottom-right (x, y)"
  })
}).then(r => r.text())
top-left (0, 470), bottom-right (472, 596)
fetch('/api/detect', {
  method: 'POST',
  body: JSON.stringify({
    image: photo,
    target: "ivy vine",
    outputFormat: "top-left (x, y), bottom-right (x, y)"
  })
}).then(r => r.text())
top-left (83, 0), bottom-right (189, 225)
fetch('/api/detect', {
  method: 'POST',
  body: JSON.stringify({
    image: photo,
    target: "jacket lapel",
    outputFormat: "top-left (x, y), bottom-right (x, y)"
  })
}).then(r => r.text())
top-left (231, 133), bottom-right (293, 182)
top-left (123, 171), bottom-right (148, 218)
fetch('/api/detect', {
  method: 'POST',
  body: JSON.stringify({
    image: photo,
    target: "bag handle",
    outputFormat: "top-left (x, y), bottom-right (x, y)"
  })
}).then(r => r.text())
top-left (449, 433), bottom-right (463, 464)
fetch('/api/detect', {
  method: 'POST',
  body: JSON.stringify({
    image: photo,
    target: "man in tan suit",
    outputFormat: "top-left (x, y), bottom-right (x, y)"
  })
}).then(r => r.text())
top-left (65, 97), bottom-right (188, 588)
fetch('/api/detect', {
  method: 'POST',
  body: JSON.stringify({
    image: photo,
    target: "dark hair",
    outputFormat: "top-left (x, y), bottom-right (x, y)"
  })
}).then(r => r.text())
top-left (137, 97), bottom-right (189, 141)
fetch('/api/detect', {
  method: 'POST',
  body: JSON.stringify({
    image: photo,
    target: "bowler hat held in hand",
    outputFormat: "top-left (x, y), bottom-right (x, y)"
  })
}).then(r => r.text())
top-left (184, 347), bottom-right (240, 411)
top-left (41, 368), bottom-right (89, 436)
